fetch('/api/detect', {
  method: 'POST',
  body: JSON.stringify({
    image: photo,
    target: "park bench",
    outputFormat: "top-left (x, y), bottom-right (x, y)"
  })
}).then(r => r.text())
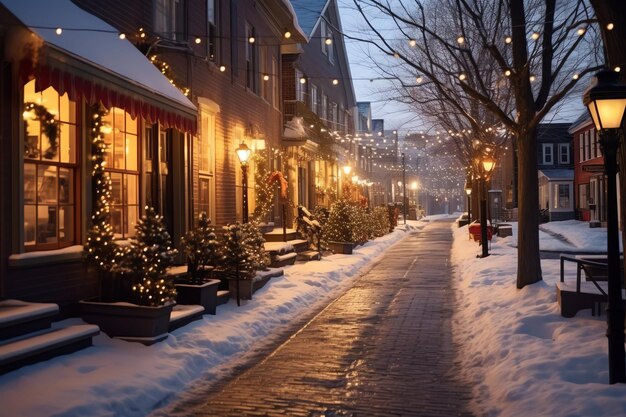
top-left (556, 254), bottom-right (624, 317)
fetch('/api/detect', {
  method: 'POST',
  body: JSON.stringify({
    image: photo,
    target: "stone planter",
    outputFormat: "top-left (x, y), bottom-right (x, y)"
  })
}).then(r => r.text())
top-left (175, 279), bottom-right (220, 315)
top-left (228, 277), bottom-right (254, 301)
top-left (79, 300), bottom-right (174, 345)
top-left (328, 241), bottom-right (354, 255)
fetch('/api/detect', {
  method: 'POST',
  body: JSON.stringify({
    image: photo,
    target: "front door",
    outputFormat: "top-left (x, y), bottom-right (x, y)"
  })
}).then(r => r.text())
top-left (144, 125), bottom-right (173, 234)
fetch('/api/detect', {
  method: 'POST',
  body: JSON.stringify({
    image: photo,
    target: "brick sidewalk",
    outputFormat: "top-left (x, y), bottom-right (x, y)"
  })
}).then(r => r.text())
top-left (158, 220), bottom-right (474, 416)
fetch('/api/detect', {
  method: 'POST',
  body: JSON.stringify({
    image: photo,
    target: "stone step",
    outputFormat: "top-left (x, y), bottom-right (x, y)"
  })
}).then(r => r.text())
top-left (263, 228), bottom-right (299, 242)
top-left (297, 250), bottom-right (322, 261)
top-left (0, 300), bottom-right (59, 341)
top-left (0, 324), bottom-right (99, 375)
top-left (216, 290), bottom-right (230, 307)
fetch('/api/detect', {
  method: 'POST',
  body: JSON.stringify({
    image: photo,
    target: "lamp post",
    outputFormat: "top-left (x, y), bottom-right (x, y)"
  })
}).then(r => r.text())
top-left (480, 157), bottom-right (495, 258)
top-left (402, 152), bottom-right (407, 224)
top-left (236, 142), bottom-right (252, 223)
top-left (465, 179), bottom-right (472, 223)
top-left (583, 69), bottom-right (626, 384)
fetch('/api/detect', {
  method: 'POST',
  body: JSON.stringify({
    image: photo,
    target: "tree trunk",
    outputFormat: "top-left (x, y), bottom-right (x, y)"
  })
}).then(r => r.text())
top-left (516, 128), bottom-right (543, 288)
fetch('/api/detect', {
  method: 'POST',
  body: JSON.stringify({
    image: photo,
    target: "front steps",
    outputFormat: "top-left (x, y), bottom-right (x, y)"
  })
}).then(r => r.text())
top-left (0, 300), bottom-right (99, 374)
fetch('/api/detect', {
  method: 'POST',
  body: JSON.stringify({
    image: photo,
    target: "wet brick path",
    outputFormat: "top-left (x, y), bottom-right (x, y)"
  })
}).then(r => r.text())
top-left (159, 220), bottom-right (474, 416)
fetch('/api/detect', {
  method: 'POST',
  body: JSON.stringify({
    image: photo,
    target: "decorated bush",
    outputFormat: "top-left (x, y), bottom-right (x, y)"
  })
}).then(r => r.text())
top-left (220, 223), bottom-right (257, 281)
top-left (127, 206), bottom-right (178, 306)
top-left (323, 199), bottom-right (355, 243)
top-left (180, 212), bottom-right (220, 282)
top-left (371, 206), bottom-right (391, 238)
top-left (241, 221), bottom-right (268, 271)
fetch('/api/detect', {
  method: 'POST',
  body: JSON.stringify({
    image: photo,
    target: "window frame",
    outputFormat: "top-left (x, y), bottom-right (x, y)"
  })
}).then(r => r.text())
top-left (558, 143), bottom-right (570, 164)
top-left (22, 81), bottom-right (79, 252)
top-left (542, 143), bottom-right (553, 165)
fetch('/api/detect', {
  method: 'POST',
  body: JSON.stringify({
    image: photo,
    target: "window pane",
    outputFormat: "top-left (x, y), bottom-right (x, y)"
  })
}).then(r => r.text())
top-left (126, 113), bottom-right (137, 134)
top-left (110, 172), bottom-right (123, 204)
top-left (60, 124), bottom-right (77, 163)
top-left (38, 165), bottom-right (57, 204)
top-left (126, 174), bottom-right (138, 205)
top-left (59, 205), bottom-right (73, 243)
top-left (38, 205), bottom-right (57, 243)
top-left (126, 205), bottom-right (138, 237)
top-left (113, 131), bottom-right (125, 169)
top-left (41, 87), bottom-right (59, 118)
top-left (59, 168), bottom-right (73, 204)
top-left (111, 207), bottom-right (123, 237)
top-left (24, 205), bottom-right (36, 246)
top-left (126, 134), bottom-right (138, 171)
top-left (24, 163), bottom-right (36, 204)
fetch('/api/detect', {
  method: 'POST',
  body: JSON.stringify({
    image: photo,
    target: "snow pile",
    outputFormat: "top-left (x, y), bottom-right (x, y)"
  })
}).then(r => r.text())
top-left (452, 220), bottom-right (626, 417)
top-left (0, 223), bottom-right (420, 417)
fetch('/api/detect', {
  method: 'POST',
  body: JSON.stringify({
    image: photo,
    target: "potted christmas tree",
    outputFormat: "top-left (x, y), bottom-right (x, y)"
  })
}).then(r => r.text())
top-left (176, 212), bottom-right (221, 314)
top-left (323, 199), bottom-right (355, 254)
top-left (221, 223), bottom-right (257, 306)
top-left (81, 206), bottom-right (177, 344)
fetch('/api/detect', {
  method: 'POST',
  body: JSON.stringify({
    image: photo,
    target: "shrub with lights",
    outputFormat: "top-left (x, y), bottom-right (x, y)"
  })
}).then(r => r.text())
top-left (323, 199), bottom-right (355, 244)
top-left (241, 221), bottom-right (269, 271)
top-left (83, 106), bottom-right (121, 300)
top-left (220, 223), bottom-right (257, 282)
top-left (180, 212), bottom-right (220, 283)
top-left (371, 206), bottom-right (391, 238)
top-left (127, 206), bottom-right (178, 306)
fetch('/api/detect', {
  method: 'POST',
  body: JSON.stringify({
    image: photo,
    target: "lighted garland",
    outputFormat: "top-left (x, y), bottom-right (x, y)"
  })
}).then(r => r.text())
top-left (23, 102), bottom-right (59, 159)
top-left (84, 106), bottom-right (117, 274)
top-left (251, 152), bottom-right (274, 223)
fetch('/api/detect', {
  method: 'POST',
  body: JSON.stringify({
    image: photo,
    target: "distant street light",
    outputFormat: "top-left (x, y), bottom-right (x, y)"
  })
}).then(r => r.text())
top-left (402, 152), bottom-right (407, 224)
top-left (583, 69), bottom-right (626, 384)
top-left (465, 178), bottom-right (473, 223)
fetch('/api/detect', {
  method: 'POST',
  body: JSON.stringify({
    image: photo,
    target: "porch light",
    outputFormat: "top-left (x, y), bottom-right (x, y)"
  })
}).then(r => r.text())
top-left (236, 142), bottom-right (251, 166)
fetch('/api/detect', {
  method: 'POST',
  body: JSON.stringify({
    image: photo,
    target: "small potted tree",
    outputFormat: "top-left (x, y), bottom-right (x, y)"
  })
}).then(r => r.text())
top-left (176, 212), bottom-right (221, 314)
top-left (81, 206), bottom-right (177, 344)
top-left (221, 223), bottom-right (257, 306)
top-left (323, 199), bottom-right (355, 254)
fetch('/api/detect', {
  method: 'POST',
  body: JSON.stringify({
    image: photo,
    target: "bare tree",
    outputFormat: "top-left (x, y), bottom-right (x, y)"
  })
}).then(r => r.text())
top-left (350, 0), bottom-right (602, 288)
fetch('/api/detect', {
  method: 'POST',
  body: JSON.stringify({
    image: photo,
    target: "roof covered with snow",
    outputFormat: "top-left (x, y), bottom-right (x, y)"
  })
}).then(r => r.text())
top-left (0, 0), bottom-right (196, 112)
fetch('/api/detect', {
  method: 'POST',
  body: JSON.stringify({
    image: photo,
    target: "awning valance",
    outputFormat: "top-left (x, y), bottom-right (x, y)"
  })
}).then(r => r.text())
top-left (2, 0), bottom-right (197, 134)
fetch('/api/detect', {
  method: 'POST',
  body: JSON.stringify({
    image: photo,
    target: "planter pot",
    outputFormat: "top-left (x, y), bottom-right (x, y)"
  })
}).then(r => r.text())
top-left (175, 279), bottom-right (220, 315)
top-left (328, 241), bottom-right (354, 255)
top-left (228, 278), bottom-right (253, 301)
top-left (79, 300), bottom-right (173, 345)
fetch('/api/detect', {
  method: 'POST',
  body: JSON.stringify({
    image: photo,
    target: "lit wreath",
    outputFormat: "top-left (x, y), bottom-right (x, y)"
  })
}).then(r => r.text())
top-left (23, 102), bottom-right (59, 159)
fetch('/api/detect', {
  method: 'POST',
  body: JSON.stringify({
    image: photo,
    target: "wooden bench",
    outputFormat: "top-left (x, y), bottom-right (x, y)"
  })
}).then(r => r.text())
top-left (557, 255), bottom-right (624, 317)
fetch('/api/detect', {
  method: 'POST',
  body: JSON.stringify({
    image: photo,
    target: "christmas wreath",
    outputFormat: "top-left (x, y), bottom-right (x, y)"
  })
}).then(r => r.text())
top-left (23, 102), bottom-right (59, 159)
top-left (268, 171), bottom-right (288, 199)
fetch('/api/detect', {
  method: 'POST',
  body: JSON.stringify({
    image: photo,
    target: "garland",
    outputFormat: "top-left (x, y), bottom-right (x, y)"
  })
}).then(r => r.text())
top-left (23, 102), bottom-right (59, 159)
top-left (268, 171), bottom-right (288, 199)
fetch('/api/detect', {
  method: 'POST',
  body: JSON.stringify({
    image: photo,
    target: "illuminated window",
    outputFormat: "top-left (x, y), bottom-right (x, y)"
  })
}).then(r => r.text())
top-left (102, 108), bottom-right (139, 238)
top-left (23, 80), bottom-right (77, 250)
top-left (198, 105), bottom-right (216, 220)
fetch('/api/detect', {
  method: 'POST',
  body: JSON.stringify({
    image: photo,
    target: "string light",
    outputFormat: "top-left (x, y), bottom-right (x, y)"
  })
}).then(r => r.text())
top-left (529, 75), bottom-right (536, 82)
top-left (531, 32), bottom-right (540, 40)
top-left (416, 76), bottom-right (423, 84)
top-left (299, 77), bottom-right (307, 84)
top-left (118, 33), bottom-right (126, 40)
top-left (572, 73), bottom-right (579, 80)
top-left (219, 65), bottom-right (226, 72)
top-left (606, 23), bottom-right (614, 31)
top-left (195, 36), bottom-right (202, 44)
top-left (459, 73), bottom-right (467, 81)
top-left (55, 27), bottom-right (62, 35)
top-left (248, 36), bottom-right (255, 43)
top-left (576, 27), bottom-right (585, 36)
top-left (504, 36), bottom-right (512, 44)
top-left (332, 79), bottom-right (339, 85)
top-left (409, 39), bottom-right (416, 47)
top-left (284, 30), bottom-right (292, 39)
top-left (504, 70), bottom-right (511, 76)
top-left (457, 36), bottom-right (465, 45)
top-left (615, 67), bottom-right (621, 73)
top-left (325, 37), bottom-right (332, 45)
top-left (263, 74), bottom-right (270, 81)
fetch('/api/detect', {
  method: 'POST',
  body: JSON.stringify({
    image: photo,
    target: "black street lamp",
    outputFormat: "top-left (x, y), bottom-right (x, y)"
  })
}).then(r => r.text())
top-left (465, 178), bottom-right (473, 223)
top-left (583, 69), bottom-right (626, 384)
top-left (479, 157), bottom-right (495, 258)
top-left (236, 142), bottom-right (252, 223)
